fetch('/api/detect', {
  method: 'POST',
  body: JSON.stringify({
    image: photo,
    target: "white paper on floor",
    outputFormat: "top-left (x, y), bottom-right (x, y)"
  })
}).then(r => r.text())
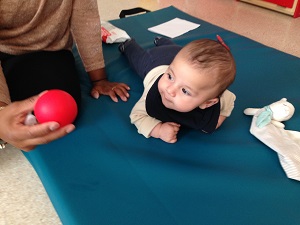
top-left (148, 18), bottom-right (200, 38)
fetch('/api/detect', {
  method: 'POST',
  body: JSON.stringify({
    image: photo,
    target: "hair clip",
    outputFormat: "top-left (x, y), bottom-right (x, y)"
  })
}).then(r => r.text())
top-left (216, 35), bottom-right (230, 51)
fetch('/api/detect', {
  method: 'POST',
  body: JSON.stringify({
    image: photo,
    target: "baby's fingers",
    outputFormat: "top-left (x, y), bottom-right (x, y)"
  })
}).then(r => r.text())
top-left (168, 122), bottom-right (181, 127)
top-left (168, 138), bottom-right (177, 144)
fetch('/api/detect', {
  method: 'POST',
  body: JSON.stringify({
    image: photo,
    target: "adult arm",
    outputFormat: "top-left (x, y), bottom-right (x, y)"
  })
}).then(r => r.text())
top-left (71, 0), bottom-right (129, 102)
top-left (0, 66), bottom-right (11, 106)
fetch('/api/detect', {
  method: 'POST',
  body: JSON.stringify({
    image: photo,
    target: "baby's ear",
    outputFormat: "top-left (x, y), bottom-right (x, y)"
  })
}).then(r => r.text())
top-left (244, 108), bottom-right (259, 116)
top-left (199, 98), bottom-right (219, 109)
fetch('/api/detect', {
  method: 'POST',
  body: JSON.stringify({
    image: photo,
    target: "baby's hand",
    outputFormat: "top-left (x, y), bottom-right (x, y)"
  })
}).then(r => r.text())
top-left (151, 122), bottom-right (180, 143)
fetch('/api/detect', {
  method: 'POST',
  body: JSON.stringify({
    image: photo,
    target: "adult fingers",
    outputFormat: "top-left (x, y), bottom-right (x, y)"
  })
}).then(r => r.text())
top-left (16, 123), bottom-right (75, 151)
top-left (10, 95), bottom-right (39, 115)
top-left (11, 91), bottom-right (47, 114)
top-left (91, 88), bottom-right (100, 99)
top-left (111, 86), bottom-right (129, 102)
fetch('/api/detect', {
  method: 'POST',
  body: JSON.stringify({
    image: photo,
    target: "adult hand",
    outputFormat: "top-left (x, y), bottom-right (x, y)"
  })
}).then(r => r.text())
top-left (88, 68), bottom-right (130, 102)
top-left (91, 79), bottom-right (130, 102)
top-left (0, 93), bottom-right (75, 151)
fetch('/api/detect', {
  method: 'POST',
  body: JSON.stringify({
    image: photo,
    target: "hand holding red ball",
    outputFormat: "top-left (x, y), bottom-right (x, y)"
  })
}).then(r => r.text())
top-left (34, 90), bottom-right (78, 126)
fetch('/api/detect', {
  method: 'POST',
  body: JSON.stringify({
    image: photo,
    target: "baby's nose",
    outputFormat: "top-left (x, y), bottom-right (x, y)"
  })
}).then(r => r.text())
top-left (166, 85), bottom-right (176, 97)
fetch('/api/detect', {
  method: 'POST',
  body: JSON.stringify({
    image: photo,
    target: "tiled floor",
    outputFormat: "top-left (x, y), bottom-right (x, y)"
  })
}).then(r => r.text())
top-left (1, 1), bottom-right (299, 224)
top-left (99, 0), bottom-right (300, 57)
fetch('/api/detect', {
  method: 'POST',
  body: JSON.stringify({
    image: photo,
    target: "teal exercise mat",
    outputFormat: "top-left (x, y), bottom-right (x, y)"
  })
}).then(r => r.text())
top-left (24, 6), bottom-right (300, 225)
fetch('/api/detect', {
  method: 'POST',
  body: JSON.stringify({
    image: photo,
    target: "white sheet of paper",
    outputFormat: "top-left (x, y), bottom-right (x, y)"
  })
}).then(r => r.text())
top-left (148, 18), bottom-right (200, 38)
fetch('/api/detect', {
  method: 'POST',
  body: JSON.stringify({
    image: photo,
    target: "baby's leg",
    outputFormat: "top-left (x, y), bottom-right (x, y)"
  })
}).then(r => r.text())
top-left (154, 37), bottom-right (177, 46)
top-left (147, 42), bottom-right (182, 66)
top-left (119, 39), bottom-right (152, 79)
top-left (120, 38), bottom-right (181, 78)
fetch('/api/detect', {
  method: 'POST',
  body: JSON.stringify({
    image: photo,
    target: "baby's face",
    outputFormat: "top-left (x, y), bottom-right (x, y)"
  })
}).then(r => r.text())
top-left (158, 55), bottom-right (218, 112)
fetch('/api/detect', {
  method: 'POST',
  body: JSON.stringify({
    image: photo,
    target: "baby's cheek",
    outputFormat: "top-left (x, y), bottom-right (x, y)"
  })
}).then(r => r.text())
top-left (157, 78), bottom-right (165, 90)
top-left (175, 99), bottom-right (195, 112)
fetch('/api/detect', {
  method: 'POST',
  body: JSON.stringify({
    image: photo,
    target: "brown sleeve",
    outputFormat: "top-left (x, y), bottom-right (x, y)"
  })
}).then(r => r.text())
top-left (71, 0), bottom-right (105, 72)
top-left (0, 64), bottom-right (11, 104)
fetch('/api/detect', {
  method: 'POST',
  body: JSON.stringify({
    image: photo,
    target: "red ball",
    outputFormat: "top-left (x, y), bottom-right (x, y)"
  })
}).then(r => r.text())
top-left (34, 90), bottom-right (78, 126)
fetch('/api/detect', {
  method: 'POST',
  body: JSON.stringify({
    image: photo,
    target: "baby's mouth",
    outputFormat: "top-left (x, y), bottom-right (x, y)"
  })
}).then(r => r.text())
top-left (159, 89), bottom-right (173, 108)
top-left (161, 92), bottom-right (171, 103)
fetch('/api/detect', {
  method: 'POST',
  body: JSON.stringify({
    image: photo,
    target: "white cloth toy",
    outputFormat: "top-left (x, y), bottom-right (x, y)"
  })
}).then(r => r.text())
top-left (244, 98), bottom-right (300, 181)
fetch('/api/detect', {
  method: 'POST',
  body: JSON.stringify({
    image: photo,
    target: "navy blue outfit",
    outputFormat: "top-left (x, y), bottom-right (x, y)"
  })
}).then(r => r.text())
top-left (121, 38), bottom-right (181, 78)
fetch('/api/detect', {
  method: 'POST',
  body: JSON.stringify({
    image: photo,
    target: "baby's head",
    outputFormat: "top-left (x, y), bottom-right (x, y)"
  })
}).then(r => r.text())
top-left (158, 39), bottom-right (236, 112)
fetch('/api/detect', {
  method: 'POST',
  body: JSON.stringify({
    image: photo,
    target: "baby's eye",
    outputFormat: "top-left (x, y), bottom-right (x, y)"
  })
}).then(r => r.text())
top-left (167, 73), bottom-right (174, 81)
top-left (182, 88), bottom-right (191, 96)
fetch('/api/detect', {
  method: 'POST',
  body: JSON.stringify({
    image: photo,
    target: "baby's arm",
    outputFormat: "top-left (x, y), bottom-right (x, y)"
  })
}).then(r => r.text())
top-left (217, 90), bottom-right (236, 128)
top-left (150, 122), bottom-right (180, 143)
top-left (130, 95), bottom-right (180, 143)
top-left (130, 95), bottom-right (162, 138)
top-left (216, 115), bottom-right (226, 129)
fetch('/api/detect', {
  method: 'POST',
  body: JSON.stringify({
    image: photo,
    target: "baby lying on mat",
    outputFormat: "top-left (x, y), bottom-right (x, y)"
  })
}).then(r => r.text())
top-left (119, 37), bottom-right (236, 143)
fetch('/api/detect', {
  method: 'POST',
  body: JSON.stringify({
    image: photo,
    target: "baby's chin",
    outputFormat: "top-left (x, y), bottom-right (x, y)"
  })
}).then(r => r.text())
top-left (161, 96), bottom-right (176, 111)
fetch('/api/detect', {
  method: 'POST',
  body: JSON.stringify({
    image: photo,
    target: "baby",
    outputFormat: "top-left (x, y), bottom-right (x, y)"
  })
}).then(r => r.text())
top-left (119, 37), bottom-right (236, 143)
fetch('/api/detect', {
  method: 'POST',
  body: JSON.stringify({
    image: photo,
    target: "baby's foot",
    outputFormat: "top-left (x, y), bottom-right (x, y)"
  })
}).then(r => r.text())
top-left (118, 38), bottom-right (133, 53)
top-left (153, 36), bottom-right (162, 46)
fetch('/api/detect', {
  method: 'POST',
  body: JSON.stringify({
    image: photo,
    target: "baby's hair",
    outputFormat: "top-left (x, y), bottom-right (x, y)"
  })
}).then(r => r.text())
top-left (181, 39), bottom-right (236, 97)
